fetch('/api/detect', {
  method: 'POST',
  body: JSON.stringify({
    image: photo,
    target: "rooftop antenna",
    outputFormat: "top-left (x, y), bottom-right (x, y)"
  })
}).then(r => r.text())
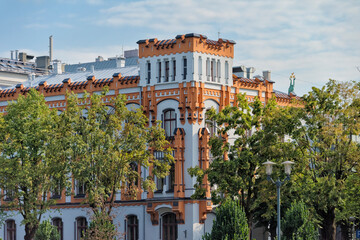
top-left (218, 31), bottom-right (220, 39)
top-left (122, 44), bottom-right (124, 57)
top-left (356, 66), bottom-right (360, 73)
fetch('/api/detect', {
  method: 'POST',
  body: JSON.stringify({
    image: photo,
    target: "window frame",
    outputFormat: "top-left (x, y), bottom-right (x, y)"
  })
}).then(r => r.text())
top-left (76, 217), bottom-right (87, 240)
top-left (163, 109), bottom-right (177, 138)
top-left (126, 215), bottom-right (139, 240)
top-left (52, 217), bottom-right (63, 240)
top-left (162, 213), bottom-right (177, 240)
top-left (147, 62), bottom-right (151, 84)
top-left (5, 219), bottom-right (16, 240)
top-left (182, 57), bottom-right (187, 80)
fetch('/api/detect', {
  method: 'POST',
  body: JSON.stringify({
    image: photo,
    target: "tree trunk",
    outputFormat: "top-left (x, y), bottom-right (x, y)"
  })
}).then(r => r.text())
top-left (24, 223), bottom-right (37, 240)
top-left (320, 207), bottom-right (337, 240)
top-left (247, 214), bottom-right (253, 240)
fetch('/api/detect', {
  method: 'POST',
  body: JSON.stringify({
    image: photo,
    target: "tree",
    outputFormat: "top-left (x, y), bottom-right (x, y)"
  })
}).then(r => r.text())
top-left (282, 201), bottom-right (318, 240)
top-left (189, 94), bottom-right (300, 237)
top-left (203, 198), bottom-right (249, 240)
top-left (0, 89), bottom-right (70, 240)
top-left (292, 80), bottom-right (360, 240)
top-left (34, 220), bottom-right (60, 240)
top-left (66, 89), bottom-right (173, 237)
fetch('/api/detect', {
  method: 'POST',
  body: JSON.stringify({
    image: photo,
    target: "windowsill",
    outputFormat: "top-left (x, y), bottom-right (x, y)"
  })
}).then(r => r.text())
top-left (166, 189), bottom-right (174, 193)
top-left (74, 194), bottom-right (86, 198)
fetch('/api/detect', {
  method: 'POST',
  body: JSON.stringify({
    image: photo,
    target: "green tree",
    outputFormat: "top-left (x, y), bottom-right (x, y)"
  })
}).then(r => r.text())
top-left (0, 89), bottom-right (70, 240)
top-left (203, 198), bottom-right (249, 240)
top-left (66, 89), bottom-right (173, 237)
top-left (34, 220), bottom-right (60, 240)
top-left (282, 201), bottom-right (318, 240)
top-left (189, 94), bottom-right (300, 237)
top-left (291, 80), bottom-right (360, 240)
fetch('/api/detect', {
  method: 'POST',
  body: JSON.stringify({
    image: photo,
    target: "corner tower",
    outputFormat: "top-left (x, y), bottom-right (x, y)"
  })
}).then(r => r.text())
top-left (137, 33), bottom-right (236, 87)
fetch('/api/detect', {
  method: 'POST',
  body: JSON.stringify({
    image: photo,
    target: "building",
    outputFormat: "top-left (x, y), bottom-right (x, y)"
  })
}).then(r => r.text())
top-left (0, 33), bottom-right (298, 240)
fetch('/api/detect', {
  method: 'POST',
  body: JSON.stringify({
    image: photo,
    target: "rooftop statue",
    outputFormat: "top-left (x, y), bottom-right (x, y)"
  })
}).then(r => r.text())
top-left (288, 72), bottom-right (296, 95)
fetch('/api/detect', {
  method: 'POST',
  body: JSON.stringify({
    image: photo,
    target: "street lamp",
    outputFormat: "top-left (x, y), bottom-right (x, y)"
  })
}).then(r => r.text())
top-left (263, 160), bottom-right (294, 240)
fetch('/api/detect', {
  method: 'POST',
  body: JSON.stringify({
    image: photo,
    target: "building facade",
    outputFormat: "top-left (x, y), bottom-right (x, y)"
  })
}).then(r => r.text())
top-left (0, 33), bottom-right (298, 240)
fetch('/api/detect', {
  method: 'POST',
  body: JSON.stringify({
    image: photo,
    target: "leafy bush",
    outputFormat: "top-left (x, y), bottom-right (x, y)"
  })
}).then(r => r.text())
top-left (203, 198), bottom-right (249, 240)
top-left (34, 220), bottom-right (60, 240)
top-left (282, 201), bottom-right (318, 240)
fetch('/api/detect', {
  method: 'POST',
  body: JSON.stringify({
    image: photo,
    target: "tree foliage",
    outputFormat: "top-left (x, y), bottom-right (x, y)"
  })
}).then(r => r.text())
top-left (282, 201), bottom-right (318, 240)
top-left (291, 80), bottom-right (360, 240)
top-left (0, 89), bottom-right (70, 240)
top-left (34, 220), bottom-right (60, 240)
top-left (203, 198), bottom-right (249, 240)
top-left (66, 89), bottom-right (173, 236)
top-left (189, 94), bottom-right (299, 237)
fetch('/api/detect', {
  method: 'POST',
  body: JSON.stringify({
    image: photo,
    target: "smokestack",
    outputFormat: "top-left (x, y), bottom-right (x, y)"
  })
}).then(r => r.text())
top-left (11, 51), bottom-right (14, 60)
top-left (15, 50), bottom-right (19, 61)
top-left (49, 35), bottom-right (53, 62)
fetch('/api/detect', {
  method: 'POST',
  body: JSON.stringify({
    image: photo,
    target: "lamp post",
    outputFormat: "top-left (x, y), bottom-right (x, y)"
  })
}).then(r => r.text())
top-left (263, 160), bottom-right (294, 240)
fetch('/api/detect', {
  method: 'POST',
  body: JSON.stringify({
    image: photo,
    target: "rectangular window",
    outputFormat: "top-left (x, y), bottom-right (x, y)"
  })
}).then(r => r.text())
top-left (183, 58), bottom-right (187, 80)
top-left (211, 60), bottom-right (214, 82)
top-left (225, 61), bottom-right (229, 84)
top-left (217, 60), bottom-right (221, 82)
top-left (198, 57), bottom-right (202, 80)
top-left (75, 180), bottom-right (86, 197)
top-left (147, 62), bottom-right (151, 84)
top-left (165, 60), bottom-right (169, 82)
top-left (172, 60), bottom-right (176, 81)
top-left (206, 59), bottom-right (210, 81)
top-left (157, 61), bottom-right (161, 83)
top-left (168, 164), bottom-right (175, 192)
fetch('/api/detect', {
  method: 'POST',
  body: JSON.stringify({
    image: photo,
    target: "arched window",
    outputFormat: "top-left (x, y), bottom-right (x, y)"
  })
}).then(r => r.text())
top-left (76, 217), bottom-right (87, 240)
top-left (163, 109), bottom-right (176, 138)
top-left (162, 213), bottom-right (177, 240)
top-left (52, 218), bottom-right (63, 240)
top-left (5, 219), bottom-right (16, 240)
top-left (126, 215), bottom-right (139, 240)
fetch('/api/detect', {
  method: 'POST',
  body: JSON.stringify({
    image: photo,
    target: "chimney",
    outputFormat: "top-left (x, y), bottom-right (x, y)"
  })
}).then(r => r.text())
top-left (49, 35), bottom-right (53, 63)
top-left (11, 51), bottom-right (14, 60)
top-left (246, 67), bottom-right (255, 79)
top-left (233, 65), bottom-right (246, 78)
top-left (53, 60), bottom-right (62, 74)
top-left (263, 70), bottom-right (271, 81)
top-left (15, 50), bottom-right (19, 61)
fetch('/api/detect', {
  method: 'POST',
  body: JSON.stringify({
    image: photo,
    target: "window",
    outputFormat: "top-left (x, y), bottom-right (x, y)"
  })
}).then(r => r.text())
top-left (182, 58), bottom-right (187, 80)
top-left (210, 60), bottom-right (214, 82)
top-left (198, 57), bottom-right (202, 80)
top-left (76, 217), bottom-right (87, 240)
top-left (206, 58), bottom-right (210, 81)
top-left (165, 61), bottom-right (169, 82)
top-left (3, 188), bottom-right (14, 201)
top-left (217, 60), bottom-right (221, 82)
top-left (75, 180), bottom-right (86, 197)
top-left (154, 151), bottom-right (165, 192)
top-left (205, 110), bottom-right (217, 137)
top-left (225, 61), bottom-right (229, 84)
top-left (158, 61), bottom-right (162, 83)
top-left (128, 162), bottom-right (139, 187)
top-left (162, 213), bottom-right (177, 240)
top-left (52, 218), bottom-right (63, 240)
top-left (6, 220), bottom-right (16, 240)
top-left (163, 109), bottom-right (176, 138)
top-left (126, 215), bottom-right (139, 240)
top-left (51, 182), bottom-right (62, 199)
top-left (168, 164), bottom-right (175, 192)
top-left (172, 60), bottom-right (176, 81)
top-left (147, 62), bottom-right (151, 84)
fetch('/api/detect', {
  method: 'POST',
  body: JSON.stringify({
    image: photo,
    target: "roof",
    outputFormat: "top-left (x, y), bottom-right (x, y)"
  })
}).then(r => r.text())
top-left (0, 58), bottom-right (46, 75)
top-left (137, 33), bottom-right (236, 45)
top-left (274, 90), bottom-right (301, 100)
top-left (20, 66), bottom-right (139, 88)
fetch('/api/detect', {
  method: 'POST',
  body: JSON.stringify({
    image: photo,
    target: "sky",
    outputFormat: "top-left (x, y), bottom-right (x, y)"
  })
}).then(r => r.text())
top-left (1, 0), bottom-right (360, 96)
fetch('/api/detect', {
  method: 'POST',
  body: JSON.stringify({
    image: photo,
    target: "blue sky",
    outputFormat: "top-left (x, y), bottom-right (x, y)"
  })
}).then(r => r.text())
top-left (1, 0), bottom-right (360, 95)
